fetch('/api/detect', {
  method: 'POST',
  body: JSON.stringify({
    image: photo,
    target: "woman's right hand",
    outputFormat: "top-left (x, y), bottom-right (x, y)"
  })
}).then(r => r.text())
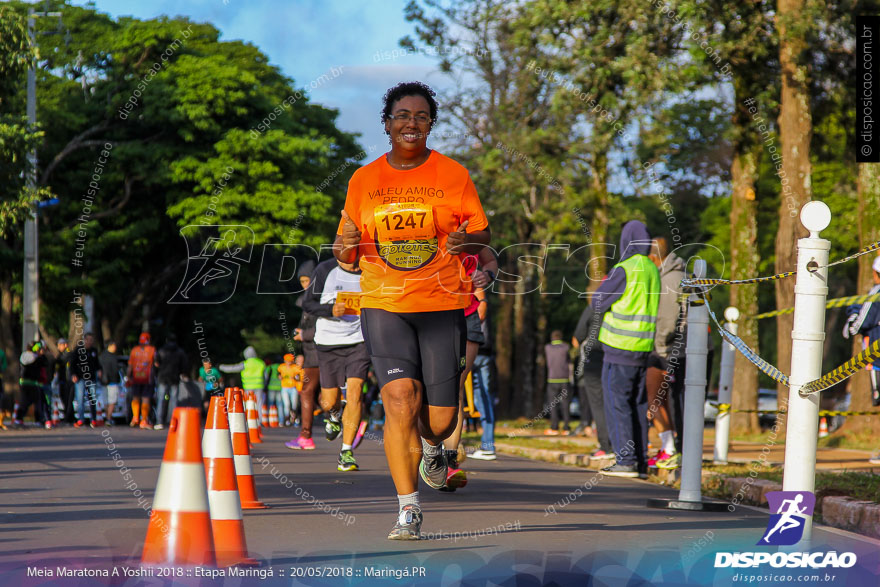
top-left (340, 210), bottom-right (361, 250)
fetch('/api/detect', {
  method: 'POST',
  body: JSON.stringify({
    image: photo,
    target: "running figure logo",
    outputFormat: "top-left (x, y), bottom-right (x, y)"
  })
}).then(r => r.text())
top-left (758, 491), bottom-right (816, 546)
top-left (168, 225), bottom-right (254, 304)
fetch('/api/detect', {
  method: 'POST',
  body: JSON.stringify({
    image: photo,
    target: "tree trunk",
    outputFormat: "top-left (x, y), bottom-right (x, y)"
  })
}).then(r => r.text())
top-left (514, 255), bottom-right (538, 418)
top-left (775, 0), bottom-right (813, 434)
top-left (589, 152), bottom-right (609, 288)
top-left (729, 147), bottom-right (762, 434)
top-left (0, 278), bottom-right (20, 397)
top-left (495, 282), bottom-right (514, 418)
top-left (842, 162), bottom-right (880, 435)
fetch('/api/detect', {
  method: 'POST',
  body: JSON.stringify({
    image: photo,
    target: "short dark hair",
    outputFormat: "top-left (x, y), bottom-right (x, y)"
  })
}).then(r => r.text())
top-left (106, 340), bottom-right (115, 347)
top-left (381, 81), bottom-right (438, 129)
top-left (551, 329), bottom-right (563, 341)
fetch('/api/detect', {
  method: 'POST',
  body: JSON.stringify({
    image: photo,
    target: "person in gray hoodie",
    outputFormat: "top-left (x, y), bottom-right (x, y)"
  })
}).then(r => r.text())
top-left (646, 237), bottom-right (687, 469)
top-left (591, 220), bottom-right (660, 477)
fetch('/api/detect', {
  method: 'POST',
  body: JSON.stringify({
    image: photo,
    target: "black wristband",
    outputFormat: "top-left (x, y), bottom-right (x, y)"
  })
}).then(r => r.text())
top-left (485, 270), bottom-right (496, 283)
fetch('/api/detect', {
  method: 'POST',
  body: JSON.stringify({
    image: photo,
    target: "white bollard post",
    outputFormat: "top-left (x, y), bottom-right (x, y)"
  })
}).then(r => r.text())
top-left (678, 259), bottom-right (710, 503)
top-left (781, 201), bottom-right (831, 545)
top-left (713, 306), bottom-right (739, 464)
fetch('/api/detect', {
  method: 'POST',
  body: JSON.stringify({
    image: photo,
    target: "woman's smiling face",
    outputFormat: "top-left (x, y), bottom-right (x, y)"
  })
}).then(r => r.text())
top-left (384, 94), bottom-right (431, 154)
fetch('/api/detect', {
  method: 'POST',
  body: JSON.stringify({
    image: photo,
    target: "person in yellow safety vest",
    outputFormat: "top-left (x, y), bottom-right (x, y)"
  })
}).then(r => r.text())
top-left (219, 346), bottom-right (266, 416)
top-left (590, 220), bottom-right (660, 478)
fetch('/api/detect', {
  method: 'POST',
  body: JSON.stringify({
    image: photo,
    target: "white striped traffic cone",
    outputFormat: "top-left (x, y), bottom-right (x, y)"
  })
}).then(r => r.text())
top-left (229, 389), bottom-right (267, 509)
top-left (203, 395), bottom-right (257, 566)
top-left (269, 405), bottom-right (279, 428)
top-left (260, 400), bottom-right (269, 428)
top-left (141, 407), bottom-right (215, 566)
top-left (819, 417), bottom-right (829, 438)
top-left (245, 391), bottom-right (262, 444)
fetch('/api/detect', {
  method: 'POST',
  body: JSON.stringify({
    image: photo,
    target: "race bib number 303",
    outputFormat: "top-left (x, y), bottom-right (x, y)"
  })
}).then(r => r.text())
top-left (373, 203), bottom-right (436, 242)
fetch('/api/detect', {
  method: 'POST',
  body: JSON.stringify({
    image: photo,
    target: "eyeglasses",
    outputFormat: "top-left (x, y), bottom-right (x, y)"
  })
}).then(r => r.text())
top-left (388, 113), bottom-right (431, 125)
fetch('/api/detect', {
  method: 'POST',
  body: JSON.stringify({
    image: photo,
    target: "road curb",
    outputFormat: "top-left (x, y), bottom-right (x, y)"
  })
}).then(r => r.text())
top-left (494, 443), bottom-right (880, 540)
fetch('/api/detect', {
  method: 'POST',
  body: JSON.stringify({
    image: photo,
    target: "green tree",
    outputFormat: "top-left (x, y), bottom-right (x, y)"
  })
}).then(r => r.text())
top-left (1, 1), bottom-right (361, 365)
top-left (0, 4), bottom-right (55, 392)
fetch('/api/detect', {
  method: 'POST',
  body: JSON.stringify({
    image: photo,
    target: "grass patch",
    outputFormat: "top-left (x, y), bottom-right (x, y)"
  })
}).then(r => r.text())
top-left (818, 430), bottom-right (878, 452)
top-left (700, 463), bottom-right (880, 516)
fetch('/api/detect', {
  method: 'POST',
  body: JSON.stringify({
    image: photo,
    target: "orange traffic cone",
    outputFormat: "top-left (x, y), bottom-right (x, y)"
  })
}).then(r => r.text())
top-left (269, 405), bottom-right (279, 428)
top-left (94, 395), bottom-right (104, 427)
top-left (52, 397), bottom-right (61, 426)
top-left (819, 417), bottom-right (829, 438)
top-left (141, 407), bottom-right (215, 567)
top-left (203, 395), bottom-right (258, 567)
top-left (246, 392), bottom-right (262, 444)
top-left (260, 401), bottom-right (269, 428)
top-left (229, 390), bottom-right (267, 509)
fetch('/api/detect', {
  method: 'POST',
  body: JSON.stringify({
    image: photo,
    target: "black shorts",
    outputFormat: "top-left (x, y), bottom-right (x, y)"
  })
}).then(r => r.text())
top-left (316, 343), bottom-right (371, 389)
top-left (302, 340), bottom-right (320, 369)
top-left (130, 383), bottom-right (154, 400)
top-left (465, 311), bottom-right (484, 345)
top-left (360, 308), bottom-right (466, 408)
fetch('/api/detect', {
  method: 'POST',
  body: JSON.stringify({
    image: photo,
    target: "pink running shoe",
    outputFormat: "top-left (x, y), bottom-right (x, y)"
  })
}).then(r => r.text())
top-left (647, 450), bottom-right (671, 467)
top-left (286, 436), bottom-right (316, 450)
top-left (352, 421), bottom-right (368, 450)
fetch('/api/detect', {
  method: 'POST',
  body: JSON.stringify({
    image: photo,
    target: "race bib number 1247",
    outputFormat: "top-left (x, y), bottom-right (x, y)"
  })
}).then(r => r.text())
top-left (373, 203), bottom-right (436, 242)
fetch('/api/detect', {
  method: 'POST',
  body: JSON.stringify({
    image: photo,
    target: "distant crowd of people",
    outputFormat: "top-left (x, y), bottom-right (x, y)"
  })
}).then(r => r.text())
top-left (0, 332), bottom-right (316, 431)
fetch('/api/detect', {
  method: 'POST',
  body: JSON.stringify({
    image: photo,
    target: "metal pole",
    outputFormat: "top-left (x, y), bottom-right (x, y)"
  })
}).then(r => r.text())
top-left (678, 259), bottom-right (709, 503)
top-left (781, 201), bottom-right (831, 544)
top-left (22, 6), bottom-right (40, 351)
top-left (713, 306), bottom-right (739, 464)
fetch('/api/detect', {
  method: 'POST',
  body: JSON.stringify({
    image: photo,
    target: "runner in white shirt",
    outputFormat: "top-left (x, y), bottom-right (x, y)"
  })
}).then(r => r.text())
top-left (301, 257), bottom-right (369, 471)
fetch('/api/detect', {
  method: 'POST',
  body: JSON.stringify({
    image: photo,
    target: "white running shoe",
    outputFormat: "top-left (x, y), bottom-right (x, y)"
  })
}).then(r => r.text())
top-left (470, 449), bottom-right (497, 461)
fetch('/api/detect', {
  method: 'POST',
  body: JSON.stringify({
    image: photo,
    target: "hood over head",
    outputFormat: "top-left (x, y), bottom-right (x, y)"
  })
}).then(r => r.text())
top-left (297, 260), bottom-right (316, 279)
top-left (244, 346), bottom-right (257, 359)
top-left (618, 220), bottom-right (652, 262)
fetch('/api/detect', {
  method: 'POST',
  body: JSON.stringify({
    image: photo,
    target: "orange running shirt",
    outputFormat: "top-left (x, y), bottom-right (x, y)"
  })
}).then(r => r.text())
top-left (277, 363), bottom-right (301, 389)
top-left (337, 150), bottom-right (489, 313)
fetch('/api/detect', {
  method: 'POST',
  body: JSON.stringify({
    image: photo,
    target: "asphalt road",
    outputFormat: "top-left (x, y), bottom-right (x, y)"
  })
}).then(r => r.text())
top-left (1, 424), bottom-right (878, 586)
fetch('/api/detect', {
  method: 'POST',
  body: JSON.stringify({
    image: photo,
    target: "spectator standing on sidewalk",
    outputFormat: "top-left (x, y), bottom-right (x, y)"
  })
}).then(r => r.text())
top-left (220, 346), bottom-right (266, 415)
top-left (469, 298), bottom-right (496, 460)
top-left (99, 341), bottom-right (122, 425)
top-left (154, 334), bottom-right (188, 430)
top-left (127, 332), bottom-right (157, 429)
top-left (573, 300), bottom-right (613, 458)
top-left (53, 339), bottom-right (74, 424)
top-left (71, 333), bottom-right (103, 428)
top-left (592, 220), bottom-right (660, 477)
top-left (544, 330), bottom-right (572, 436)
top-left (843, 255), bottom-right (880, 465)
top-left (645, 236), bottom-right (688, 470)
top-left (17, 342), bottom-right (51, 428)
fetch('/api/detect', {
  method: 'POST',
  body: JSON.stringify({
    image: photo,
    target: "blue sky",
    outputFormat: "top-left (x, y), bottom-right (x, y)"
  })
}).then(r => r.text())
top-left (89, 0), bottom-right (456, 154)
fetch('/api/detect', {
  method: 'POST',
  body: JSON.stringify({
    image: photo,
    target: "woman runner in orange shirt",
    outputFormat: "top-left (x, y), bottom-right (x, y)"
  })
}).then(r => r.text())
top-left (334, 82), bottom-right (491, 540)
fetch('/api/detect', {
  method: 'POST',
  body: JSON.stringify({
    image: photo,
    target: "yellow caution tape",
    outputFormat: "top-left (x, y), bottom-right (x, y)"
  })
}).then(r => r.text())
top-left (682, 238), bottom-right (880, 290)
top-left (751, 292), bottom-right (880, 320)
top-left (682, 271), bottom-right (796, 287)
top-left (816, 239), bottom-right (880, 271)
top-left (711, 402), bottom-right (880, 417)
top-left (799, 338), bottom-right (880, 396)
top-left (700, 292), bottom-right (790, 386)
